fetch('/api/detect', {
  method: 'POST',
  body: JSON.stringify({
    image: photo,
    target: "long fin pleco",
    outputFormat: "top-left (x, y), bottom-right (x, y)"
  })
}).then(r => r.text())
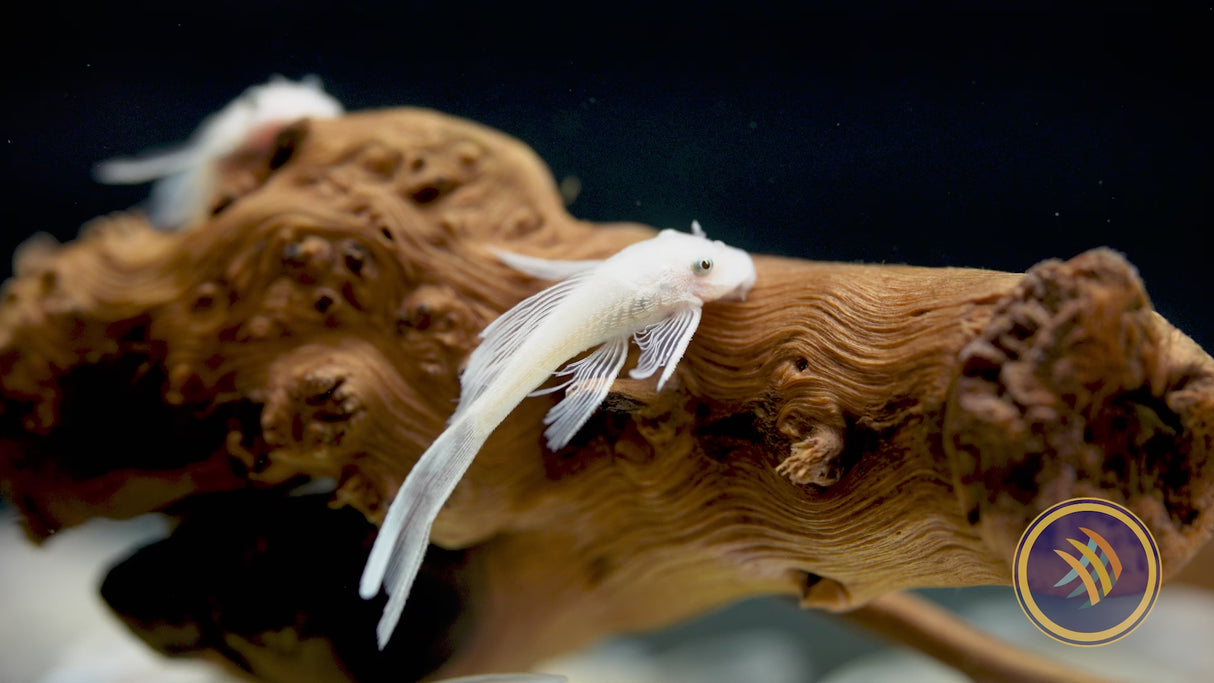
top-left (94, 75), bottom-right (343, 229)
top-left (361, 225), bottom-right (757, 650)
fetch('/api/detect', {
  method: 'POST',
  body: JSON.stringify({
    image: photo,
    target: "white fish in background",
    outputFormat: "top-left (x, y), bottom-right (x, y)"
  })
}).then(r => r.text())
top-left (93, 74), bottom-right (343, 229)
top-left (361, 222), bottom-right (757, 648)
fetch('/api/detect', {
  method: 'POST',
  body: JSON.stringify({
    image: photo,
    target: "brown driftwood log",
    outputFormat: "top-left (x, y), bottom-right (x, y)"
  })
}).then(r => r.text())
top-left (2, 108), bottom-right (1212, 682)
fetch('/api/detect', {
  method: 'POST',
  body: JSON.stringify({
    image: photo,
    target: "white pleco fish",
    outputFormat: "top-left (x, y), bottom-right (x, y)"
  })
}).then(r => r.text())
top-left (93, 74), bottom-right (343, 229)
top-left (361, 222), bottom-right (757, 648)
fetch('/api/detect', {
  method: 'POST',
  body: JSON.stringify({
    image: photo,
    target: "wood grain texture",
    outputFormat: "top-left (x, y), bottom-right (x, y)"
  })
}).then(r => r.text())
top-left (1, 108), bottom-right (1211, 681)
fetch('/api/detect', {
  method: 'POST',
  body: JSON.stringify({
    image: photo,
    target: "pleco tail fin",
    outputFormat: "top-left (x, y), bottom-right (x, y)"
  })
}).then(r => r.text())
top-left (360, 417), bottom-right (484, 649)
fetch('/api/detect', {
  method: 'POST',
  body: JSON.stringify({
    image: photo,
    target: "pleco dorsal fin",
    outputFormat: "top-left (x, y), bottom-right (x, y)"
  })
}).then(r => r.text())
top-left (492, 248), bottom-right (603, 281)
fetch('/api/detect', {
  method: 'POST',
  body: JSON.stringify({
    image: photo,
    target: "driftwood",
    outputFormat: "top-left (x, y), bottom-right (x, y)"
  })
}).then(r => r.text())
top-left (1, 108), bottom-right (1212, 682)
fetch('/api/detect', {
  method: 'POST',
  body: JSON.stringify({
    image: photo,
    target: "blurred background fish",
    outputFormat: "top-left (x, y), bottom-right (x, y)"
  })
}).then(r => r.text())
top-left (92, 75), bottom-right (342, 229)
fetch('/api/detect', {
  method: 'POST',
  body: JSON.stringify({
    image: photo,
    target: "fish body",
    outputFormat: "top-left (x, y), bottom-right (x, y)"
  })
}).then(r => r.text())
top-left (361, 223), bottom-right (756, 648)
top-left (94, 74), bottom-right (343, 229)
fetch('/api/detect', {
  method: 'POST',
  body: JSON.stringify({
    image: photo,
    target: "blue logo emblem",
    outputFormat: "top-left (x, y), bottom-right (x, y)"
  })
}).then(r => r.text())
top-left (1013, 498), bottom-right (1160, 646)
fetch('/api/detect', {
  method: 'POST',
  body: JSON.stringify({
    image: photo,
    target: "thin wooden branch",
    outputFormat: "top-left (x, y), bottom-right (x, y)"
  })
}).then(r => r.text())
top-left (840, 592), bottom-right (1113, 683)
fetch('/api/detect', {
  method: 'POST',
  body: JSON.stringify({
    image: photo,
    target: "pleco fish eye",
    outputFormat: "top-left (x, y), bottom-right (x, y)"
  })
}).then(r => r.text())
top-left (693, 258), bottom-right (713, 275)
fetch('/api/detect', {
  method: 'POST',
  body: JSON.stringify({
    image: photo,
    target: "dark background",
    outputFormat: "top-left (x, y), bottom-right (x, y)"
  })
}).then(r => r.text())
top-left (1, 2), bottom-right (1209, 346)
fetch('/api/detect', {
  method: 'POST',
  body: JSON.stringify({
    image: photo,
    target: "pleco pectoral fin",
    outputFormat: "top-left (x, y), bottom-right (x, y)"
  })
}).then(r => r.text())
top-left (492, 248), bottom-right (604, 281)
top-left (630, 305), bottom-right (702, 391)
top-left (458, 272), bottom-right (591, 413)
top-left (541, 336), bottom-right (630, 450)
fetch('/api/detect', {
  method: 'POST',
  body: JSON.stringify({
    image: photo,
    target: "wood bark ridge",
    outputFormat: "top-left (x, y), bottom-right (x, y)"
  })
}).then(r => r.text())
top-left (1, 108), bottom-right (1210, 682)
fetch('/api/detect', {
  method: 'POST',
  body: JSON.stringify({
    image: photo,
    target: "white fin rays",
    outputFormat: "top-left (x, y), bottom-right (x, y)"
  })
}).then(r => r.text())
top-left (492, 248), bottom-right (603, 281)
top-left (629, 305), bottom-right (703, 391)
top-left (541, 336), bottom-right (629, 450)
top-left (457, 272), bottom-right (590, 414)
top-left (360, 418), bottom-right (482, 649)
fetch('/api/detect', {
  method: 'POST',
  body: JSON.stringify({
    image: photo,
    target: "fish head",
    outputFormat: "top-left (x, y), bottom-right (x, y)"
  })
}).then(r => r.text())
top-left (655, 223), bottom-right (757, 303)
